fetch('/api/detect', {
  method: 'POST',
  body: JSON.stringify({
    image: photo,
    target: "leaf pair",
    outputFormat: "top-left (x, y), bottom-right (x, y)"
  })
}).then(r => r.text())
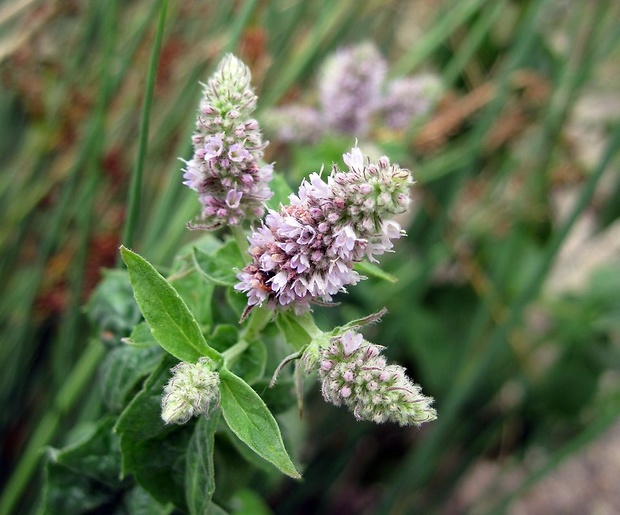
top-left (120, 247), bottom-right (300, 494)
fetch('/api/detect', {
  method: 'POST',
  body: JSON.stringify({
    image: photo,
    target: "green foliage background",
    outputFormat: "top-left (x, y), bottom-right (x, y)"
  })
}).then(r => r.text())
top-left (1, 0), bottom-right (619, 513)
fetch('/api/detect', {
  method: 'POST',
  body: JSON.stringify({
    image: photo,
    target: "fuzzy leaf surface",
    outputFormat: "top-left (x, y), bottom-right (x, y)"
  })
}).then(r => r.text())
top-left (121, 246), bottom-right (220, 364)
top-left (185, 411), bottom-right (220, 515)
top-left (219, 368), bottom-right (300, 479)
top-left (192, 239), bottom-right (246, 287)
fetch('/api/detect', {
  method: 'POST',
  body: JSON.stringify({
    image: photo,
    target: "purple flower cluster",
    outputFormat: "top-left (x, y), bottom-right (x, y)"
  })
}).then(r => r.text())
top-left (235, 146), bottom-right (412, 313)
top-left (182, 54), bottom-right (273, 229)
top-left (319, 41), bottom-right (387, 137)
top-left (262, 42), bottom-right (443, 143)
top-left (317, 331), bottom-right (436, 426)
top-left (381, 75), bottom-right (443, 130)
top-left (261, 104), bottom-right (323, 144)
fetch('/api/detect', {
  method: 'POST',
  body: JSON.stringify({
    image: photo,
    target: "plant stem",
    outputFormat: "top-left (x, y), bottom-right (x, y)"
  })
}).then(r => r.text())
top-left (222, 306), bottom-right (274, 368)
top-left (222, 340), bottom-right (249, 368)
top-left (241, 305), bottom-right (274, 341)
top-left (231, 225), bottom-right (249, 257)
top-left (294, 312), bottom-right (324, 339)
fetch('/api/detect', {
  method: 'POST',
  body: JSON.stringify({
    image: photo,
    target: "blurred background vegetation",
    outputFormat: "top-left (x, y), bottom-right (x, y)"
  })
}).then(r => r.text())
top-left (1, 0), bottom-right (619, 513)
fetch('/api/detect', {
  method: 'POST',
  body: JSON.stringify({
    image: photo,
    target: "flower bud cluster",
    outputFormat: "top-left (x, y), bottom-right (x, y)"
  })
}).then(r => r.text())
top-left (235, 146), bottom-right (412, 313)
top-left (182, 54), bottom-right (273, 229)
top-left (161, 358), bottom-right (220, 425)
top-left (317, 331), bottom-right (436, 426)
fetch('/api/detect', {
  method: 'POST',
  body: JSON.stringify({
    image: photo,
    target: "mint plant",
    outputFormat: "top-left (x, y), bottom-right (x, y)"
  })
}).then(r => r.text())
top-left (41, 53), bottom-right (436, 514)
top-left (262, 41), bottom-right (443, 144)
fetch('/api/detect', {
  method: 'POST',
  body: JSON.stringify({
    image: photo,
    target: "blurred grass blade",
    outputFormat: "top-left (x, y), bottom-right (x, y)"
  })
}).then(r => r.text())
top-left (0, 342), bottom-right (106, 515)
top-left (390, 0), bottom-right (487, 77)
top-left (121, 0), bottom-right (169, 251)
top-left (382, 120), bottom-right (620, 511)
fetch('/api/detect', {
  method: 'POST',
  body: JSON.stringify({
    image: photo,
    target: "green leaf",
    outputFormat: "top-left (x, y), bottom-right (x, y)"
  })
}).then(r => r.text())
top-left (120, 246), bottom-right (221, 364)
top-left (275, 312), bottom-right (313, 351)
top-left (49, 417), bottom-right (124, 489)
top-left (207, 502), bottom-right (230, 515)
top-left (185, 411), bottom-right (220, 515)
top-left (86, 269), bottom-right (142, 346)
top-left (171, 267), bottom-right (215, 331)
top-left (116, 355), bottom-right (192, 511)
top-left (354, 260), bottom-right (398, 283)
top-left (231, 488), bottom-right (274, 515)
top-left (41, 460), bottom-right (115, 514)
top-left (100, 344), bottom-right (163, 412)
top-left (252, 379), bottom-right (297, 415)
top-left (124, 486), bottom-right (174, 515)
top-left (115, 354), bottom-right (176, 444)
top-left (174, 233), bottom-right (223, 264)
top-left (208, 324), bottom-right (240, 353)
top-left (209, 325), bottom-right (267, 384)
top-left (232, 339), bottom-right (267, 385)
top-left (192, 239), bottom-right (245, 287)
top-left (219, 368), bottom-right (300, 479)
top-left (125, 322), bottom-right (159, 348)
top-left (266, 173), bottom-right (294, 210)
top-left (122, 426), bottom-right (193, 511)
top-left (225, 288), bottom-right (249, 320)
top-left (218, 421), bottom-right (276, 475)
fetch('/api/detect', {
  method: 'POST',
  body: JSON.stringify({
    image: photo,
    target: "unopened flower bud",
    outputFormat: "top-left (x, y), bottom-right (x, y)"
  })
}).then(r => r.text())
top-left (161, 358), bottom-right (220, 425)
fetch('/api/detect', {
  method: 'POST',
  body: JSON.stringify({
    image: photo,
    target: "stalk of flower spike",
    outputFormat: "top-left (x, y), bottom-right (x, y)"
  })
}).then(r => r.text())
top-left (380, 74), bottom-right (443, 130)
top-left (161, 358), bottom-right (220, 425)
top-left (316, 331), bottom-right (436, 426)
top-left (182, 54), bottom-right (273, 229)
top-left (318, 42), bottom-right (387, 137)
top-left (235, 146), bottom-right (413, 313)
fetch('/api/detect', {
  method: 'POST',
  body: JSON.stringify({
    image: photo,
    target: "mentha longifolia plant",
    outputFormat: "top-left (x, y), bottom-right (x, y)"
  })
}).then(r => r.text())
top-left (105, 53), bottom-right (435, 512)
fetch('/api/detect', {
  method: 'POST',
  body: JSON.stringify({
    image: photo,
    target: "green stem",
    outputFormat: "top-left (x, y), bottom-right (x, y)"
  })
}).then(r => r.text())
top-left (231, 225), bottom-right (249, 258)
top-left (241, 304), bottom-right (274, 341)
top-left (120, 0), bottom-right (169, 252)
top-left (0, 342), bottom-right (105, 515)
top-left (223, 306), bottom-right (274, 368)
top-left (222, 340), bottom-right (249, 368)
top-left (293, 312), bottom-right (324, 339)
